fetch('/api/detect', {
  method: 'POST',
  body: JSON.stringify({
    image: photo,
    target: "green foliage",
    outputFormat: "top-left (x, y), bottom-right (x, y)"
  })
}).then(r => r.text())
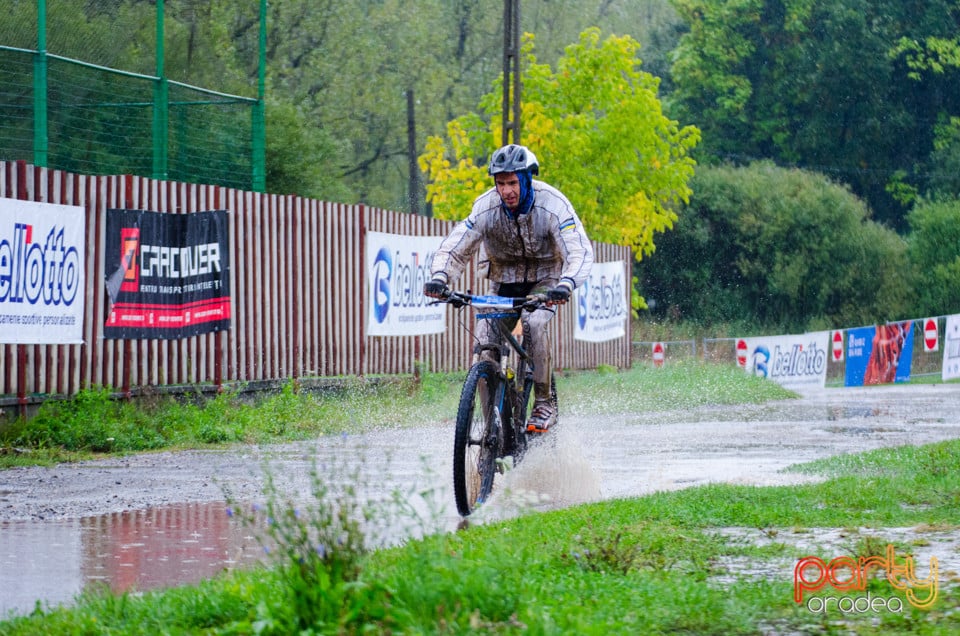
top-left (906, 198), bottom-right (960, 316)
top-left (638, 162), bottom-right (911, 330)
top-left (421, 28), bottom-right (700, 265)
top-left (264, 100), bottom-right (350, 200)
top-left (926, 117), bottom-right (960, 200)
top-left (10, 388), bottom-right (166, 453)
top-left (0, 376), bottom-right (466, 467)
top-left (669, 0), bottom-right (960, 230)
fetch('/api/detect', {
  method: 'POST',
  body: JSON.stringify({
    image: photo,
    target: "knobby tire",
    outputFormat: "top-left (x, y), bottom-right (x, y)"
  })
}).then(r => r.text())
top-left (453, 360), bottom-right (501, 516)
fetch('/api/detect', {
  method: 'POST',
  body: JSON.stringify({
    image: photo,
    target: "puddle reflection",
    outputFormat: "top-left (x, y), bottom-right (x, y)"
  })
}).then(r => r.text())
top-left (1, 502), bottom-right (264, 617)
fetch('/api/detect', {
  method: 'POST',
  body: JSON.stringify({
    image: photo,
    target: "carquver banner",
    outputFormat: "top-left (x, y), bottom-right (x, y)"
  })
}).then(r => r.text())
top-left (0, 199), bottom-right (85, 344)
top-left (103, 209), bottom-right (231, 339)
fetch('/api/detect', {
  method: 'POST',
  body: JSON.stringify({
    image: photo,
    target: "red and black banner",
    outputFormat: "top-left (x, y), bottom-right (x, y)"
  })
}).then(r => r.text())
top-left (104, 209), bottom-right (231, 339)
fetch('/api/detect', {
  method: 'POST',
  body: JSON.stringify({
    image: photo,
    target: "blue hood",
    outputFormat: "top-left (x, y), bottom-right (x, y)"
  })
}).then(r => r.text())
top-left (502, 170), bottom-right (534, 217)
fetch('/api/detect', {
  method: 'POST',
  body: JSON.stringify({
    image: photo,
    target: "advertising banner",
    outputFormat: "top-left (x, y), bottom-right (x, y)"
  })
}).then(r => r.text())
top-left (736, 331), bottom-right (830, 391)
top-left (844, 322), bottom-right (915, 386)
top-left (365, 231), bottom-right (445, 336)
top-left (103, 209), bottom-right (231, 339)
top-left (942, 314), bottom-right (960, 382)
top-left (0, 199), bottom-right (85, 344)
top-left (573, 260), bottom-right (628, 343)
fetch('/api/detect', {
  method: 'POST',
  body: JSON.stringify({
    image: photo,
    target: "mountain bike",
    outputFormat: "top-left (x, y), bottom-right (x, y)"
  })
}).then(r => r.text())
top-left (433, 290), bottom-right (558, 517)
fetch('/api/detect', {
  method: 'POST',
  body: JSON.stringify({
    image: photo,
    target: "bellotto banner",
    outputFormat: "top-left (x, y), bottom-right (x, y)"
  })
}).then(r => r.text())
top-left (0, 199), bottom-right (85, 344)
top-left (104, 209), bottom-right (231, 339)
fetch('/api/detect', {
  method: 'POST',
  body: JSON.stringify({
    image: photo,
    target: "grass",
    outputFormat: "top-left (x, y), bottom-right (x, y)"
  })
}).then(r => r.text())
top-left (3, 438), bottom-right (957, 634)
top-left (1, 363), bottom-right (958, 634)
top-left (0, 373), bottom-right (465, 468)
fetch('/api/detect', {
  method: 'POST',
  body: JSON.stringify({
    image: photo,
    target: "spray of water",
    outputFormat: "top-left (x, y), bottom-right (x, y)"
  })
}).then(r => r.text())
top-left (471, 425), bottom-right (603, 522)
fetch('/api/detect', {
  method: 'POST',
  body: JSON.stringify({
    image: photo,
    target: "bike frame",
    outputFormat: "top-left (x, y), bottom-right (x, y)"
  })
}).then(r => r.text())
top-left (454, 293), bottom-right (541, 432)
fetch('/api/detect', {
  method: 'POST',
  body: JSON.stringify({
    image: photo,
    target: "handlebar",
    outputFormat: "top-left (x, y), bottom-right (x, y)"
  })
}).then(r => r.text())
top-left (430, 290), bottom-right (548, 311)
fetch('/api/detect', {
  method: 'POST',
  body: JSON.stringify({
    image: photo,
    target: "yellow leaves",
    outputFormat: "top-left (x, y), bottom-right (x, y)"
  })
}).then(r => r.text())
top-left (418, 27), bottom-right (700, 244)
top-left (419, 121), bottom-right (489, 220)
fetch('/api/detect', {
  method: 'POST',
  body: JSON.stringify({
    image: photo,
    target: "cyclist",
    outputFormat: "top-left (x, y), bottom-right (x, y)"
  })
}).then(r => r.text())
top-left (424, 143), bottom-right (593, 432)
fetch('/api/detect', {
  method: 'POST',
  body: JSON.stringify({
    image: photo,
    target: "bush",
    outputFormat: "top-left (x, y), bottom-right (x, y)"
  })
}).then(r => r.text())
top-left (222, 440), bottom-right (437, 633)
top-left (637, 161), bottom-right (911, 331)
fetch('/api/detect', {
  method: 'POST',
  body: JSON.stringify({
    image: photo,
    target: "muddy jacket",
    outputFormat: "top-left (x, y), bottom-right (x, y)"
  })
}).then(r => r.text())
top-left (430, 179), bottom-right (594, 289)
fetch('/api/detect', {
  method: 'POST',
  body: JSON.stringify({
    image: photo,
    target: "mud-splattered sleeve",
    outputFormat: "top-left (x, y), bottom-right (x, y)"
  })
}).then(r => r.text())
top-left (429, 201), bottom-right (488, 285)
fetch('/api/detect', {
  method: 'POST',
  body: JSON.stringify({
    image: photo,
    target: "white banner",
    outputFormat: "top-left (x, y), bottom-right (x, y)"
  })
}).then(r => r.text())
top-left (573, 260), bottom-right (628, 343)
top-left (942, 314), bottom-right (960, 381)
top-left (0, 199), bottom-right (85, 344)
top-left (735, 331), bottom-right (830, 391)
top-left (365, 231), bottom-right (446, 336)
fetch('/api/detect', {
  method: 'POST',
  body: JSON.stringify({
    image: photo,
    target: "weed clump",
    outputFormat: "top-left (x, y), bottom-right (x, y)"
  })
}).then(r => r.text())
top-left (223, 441), bottom-right (437, 633)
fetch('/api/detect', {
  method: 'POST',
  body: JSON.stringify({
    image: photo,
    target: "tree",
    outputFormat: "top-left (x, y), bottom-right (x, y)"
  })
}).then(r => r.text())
top-left (668, 0), bottom-right (960, 231)
top-left (906, 199), bottom-right (960, 317)
top-left (420, 28), bottom-right (700, 266)
top-left (638, 162), bottom-right (911, 331)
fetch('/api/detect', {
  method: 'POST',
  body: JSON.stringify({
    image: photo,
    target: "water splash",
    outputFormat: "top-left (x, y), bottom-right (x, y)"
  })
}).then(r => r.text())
top-left (477, 426), bottom-right (602, 519)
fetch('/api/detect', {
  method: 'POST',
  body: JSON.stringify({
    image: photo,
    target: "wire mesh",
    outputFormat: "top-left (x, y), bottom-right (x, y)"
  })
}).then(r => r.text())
top-left (0, 1), bottom-right (257, 189)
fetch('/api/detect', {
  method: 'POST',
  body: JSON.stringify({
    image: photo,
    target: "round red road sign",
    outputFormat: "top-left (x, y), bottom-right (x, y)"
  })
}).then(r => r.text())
top-left (924, 318), bottom-right (938, 351)
top-left (652, 342), bottom-right (665, 367)
top-left (832, 330), bottom-right (844, 361)
top-left (736, 339), bottom-right (748, 367)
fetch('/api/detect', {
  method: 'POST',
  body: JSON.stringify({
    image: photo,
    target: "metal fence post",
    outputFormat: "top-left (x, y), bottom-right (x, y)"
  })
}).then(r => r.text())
top-left (33, 0), bottom-right (48, 167)
top-left (152, 0), bottom-right (168, 180)
top-left (251, 0), bottom-right (267, 193)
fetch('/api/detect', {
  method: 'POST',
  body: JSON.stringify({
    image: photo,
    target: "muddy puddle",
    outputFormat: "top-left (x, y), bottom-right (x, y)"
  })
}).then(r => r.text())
top-left (710, 524), bottom-right (960, 590)
top-left (1, 502), bottom-right (265, 616)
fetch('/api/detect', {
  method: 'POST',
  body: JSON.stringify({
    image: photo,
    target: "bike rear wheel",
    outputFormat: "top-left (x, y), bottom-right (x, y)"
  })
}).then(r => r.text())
top-left (453, 360), bottom-right (502, 516)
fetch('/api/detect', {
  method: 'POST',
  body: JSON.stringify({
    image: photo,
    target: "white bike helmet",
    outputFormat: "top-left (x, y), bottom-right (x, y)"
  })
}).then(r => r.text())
top-left (488, 144), bottom-right (540, 176)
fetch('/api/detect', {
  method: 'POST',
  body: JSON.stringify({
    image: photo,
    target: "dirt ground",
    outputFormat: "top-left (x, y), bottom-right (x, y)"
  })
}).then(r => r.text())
top-left (2, 383), bottom-right (959, 525)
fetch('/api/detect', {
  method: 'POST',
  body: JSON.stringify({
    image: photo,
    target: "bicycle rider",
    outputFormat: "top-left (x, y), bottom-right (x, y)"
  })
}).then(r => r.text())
top-left (424, 143), bottom-right (594, 432)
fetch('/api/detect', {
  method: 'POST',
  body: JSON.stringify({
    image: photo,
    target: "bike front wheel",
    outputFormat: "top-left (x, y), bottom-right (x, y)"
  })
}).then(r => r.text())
top-left (453, 360), bottom-right (502, 516)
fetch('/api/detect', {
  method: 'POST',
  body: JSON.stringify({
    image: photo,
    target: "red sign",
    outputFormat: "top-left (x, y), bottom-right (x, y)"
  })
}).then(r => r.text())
top-left (924, 318), bottom-right (939, 352)
top-left (652, 342), bottom-right (665, 367)
top-left (736, 339), bottom-right (748, 367)
top-left (831, 330), bottom-right (844, 362)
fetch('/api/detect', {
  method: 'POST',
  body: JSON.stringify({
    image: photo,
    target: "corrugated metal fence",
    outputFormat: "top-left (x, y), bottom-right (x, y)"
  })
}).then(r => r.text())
top-left (1, 160), bottom-right (631, 406)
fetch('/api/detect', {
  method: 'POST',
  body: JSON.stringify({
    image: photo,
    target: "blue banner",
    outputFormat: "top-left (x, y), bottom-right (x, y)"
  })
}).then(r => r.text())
top-left (844, 322), bottom-right (914, 386)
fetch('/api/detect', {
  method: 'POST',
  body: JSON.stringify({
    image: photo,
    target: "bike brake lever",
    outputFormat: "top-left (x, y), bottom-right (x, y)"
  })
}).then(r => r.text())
top-left (523, 294), bottom-right (548, 311)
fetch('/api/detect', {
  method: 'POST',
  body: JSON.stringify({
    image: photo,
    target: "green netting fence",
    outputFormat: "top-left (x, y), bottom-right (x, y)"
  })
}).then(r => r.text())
top-left (0, 0), bottom-right (264, 191)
